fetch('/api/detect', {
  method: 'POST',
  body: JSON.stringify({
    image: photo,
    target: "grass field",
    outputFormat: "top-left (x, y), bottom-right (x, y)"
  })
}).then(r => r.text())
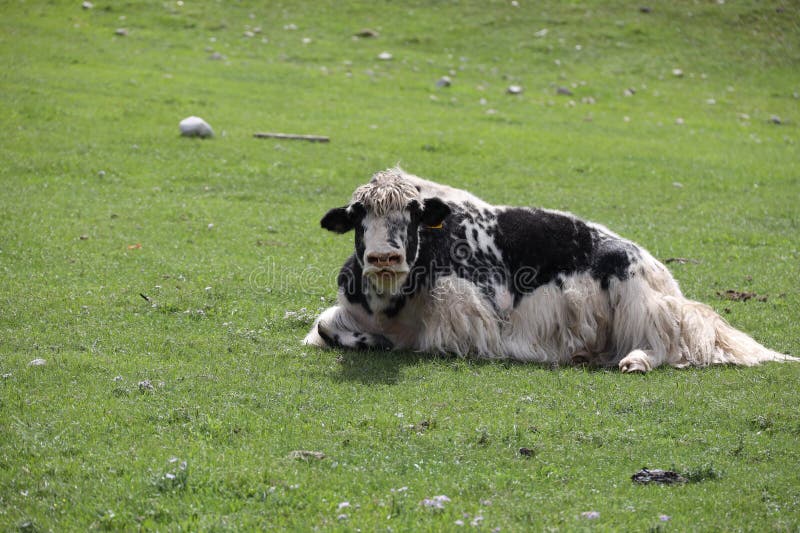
top-left (1, 0), bottom-right (799, 530)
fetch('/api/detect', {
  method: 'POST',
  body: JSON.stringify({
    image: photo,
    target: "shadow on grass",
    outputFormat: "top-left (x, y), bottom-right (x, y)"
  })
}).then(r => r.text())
top-left (329, 348), bottom-right (451, 385)
top-left (327, 348), bottom-right (626, 385)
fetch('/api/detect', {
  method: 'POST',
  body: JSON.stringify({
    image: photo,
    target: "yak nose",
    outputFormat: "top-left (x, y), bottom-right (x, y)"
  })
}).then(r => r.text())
top-left (366, 252), bottom-right (403, 268)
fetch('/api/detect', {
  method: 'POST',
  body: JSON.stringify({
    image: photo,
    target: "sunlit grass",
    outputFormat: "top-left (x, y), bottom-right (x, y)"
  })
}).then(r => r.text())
top-left (1, 0), bottom-right (798, 530)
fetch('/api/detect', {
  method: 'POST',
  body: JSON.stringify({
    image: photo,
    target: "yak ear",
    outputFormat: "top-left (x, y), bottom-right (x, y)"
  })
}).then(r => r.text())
top-left (421, 197), bottom-right (451, 228)
top-left (320, 202), bottom-right (366, 234)
top-left (320, 206), bottom-right (354, 234)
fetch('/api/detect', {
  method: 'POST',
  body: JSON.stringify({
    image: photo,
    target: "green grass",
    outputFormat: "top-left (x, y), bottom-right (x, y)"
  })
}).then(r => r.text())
top-left (1, 0), bottom-right (799, 530)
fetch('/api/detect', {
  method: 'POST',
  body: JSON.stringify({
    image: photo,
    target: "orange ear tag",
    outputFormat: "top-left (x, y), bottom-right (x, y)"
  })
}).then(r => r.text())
top-left (425, 223), bottom-right (443, 230)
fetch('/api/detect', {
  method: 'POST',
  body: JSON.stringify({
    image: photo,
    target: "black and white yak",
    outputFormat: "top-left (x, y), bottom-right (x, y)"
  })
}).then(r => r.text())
top-left (304, 167), bottom-right (796, 372)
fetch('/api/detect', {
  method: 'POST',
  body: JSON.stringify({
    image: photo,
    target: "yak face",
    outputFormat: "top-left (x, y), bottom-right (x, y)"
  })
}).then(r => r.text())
top-left (321, 197), bottom-right (450, 296)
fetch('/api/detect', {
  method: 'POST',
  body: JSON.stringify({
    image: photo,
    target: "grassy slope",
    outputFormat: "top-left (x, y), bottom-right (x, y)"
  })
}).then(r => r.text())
top-left (1, 0), bottom-right (798, 530)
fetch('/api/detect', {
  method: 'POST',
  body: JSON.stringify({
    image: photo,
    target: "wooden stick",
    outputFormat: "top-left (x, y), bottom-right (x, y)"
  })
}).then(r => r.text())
top-left (253, 132), bottom-right (330, 143)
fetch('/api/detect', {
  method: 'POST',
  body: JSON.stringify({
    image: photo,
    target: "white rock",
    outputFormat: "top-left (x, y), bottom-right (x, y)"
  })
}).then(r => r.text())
top-left (179, 116), bottom-right (214, 138)
top-left (82, 1), bottom-right (93, 9)
top-left (377, 51), bottom-right (393, 60)
top-left (28, 358), bottom-right (46, 366)
top-left (672, 68), bottom-right (684, 77)
top-left (436, 76), bottom-right (452, 88)
top-left (507, 85), bottom-right (523, 95)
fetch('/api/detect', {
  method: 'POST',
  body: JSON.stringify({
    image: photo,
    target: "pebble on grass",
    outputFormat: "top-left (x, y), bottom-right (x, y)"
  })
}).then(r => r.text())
top-left (581, 511), bottom-right (600, 519)
top-left (28, 359), bottom-right (46, 367)
top-left (179, 116), bottom-right (214, 138)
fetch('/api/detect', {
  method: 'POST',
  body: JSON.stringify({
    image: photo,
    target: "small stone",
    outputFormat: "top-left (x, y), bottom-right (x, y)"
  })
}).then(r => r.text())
top-left (675, 117), bottom-right (685, 125)
top-left (623, 88), bottom-right (636, 97)
top-left (506, 84), bottom-right (523, 95)
top-left (519, 447), bottom-right (535, 457)
top-left (115, 28), bottom-right (128, 36)
top-left (672, 68), bottom-right (684, 77)
top-left (738, 113), bottom-right (750, 121)
top-left (377, 51), bottom-right (393, 60)
top-left (436, 76), bottom-right (452, 88)
top-left (138, 380), bottom-right (154, 391)
top-left (28, 358), bottom-right (46, 367)
top-left (243, 31), bottom-right (255, 38)
top-left (98, 170), bottom-right (106, 177)
top-left (208, 52), bottom-right (226, 61)
top-left (556, 86), bottom-right (573, 96)
top-left (706, 98), bottom-right (716, 105)
top-left (769, 115), bottom-right (782, 125)
top-left (639, 6), bottom-right (652, 13)
top-left (672, 182), bottom-right (684, 188)
top-left (79, 234), bottom-right (89, 240)
top-left (581, 96), bottom-right (596, 104)
top-left (82, 1), bottom-right (93, 9)
top-left (534, 28), bottom-right (548, 38)
top-left (179, 116), bottom-right (214, 138)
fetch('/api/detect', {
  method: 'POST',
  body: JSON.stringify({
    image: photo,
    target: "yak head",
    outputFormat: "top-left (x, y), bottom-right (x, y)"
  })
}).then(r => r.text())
top-left (320, 169), bottom-right (450, 297)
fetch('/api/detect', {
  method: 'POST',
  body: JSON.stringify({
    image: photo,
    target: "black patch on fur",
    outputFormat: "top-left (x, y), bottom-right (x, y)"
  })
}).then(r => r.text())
top-left (317, 325), bottom-right (342, 348)
top-left (494, 208), bottom-right (636, 303)
top-left (383, 295), bottom-right (407, 318)
top-left (338, 255), bottom-right (372, 314)
top-left (495, 208), bottom-right (590, 297)
top-left (591, 238), bottom-right (639, 289)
